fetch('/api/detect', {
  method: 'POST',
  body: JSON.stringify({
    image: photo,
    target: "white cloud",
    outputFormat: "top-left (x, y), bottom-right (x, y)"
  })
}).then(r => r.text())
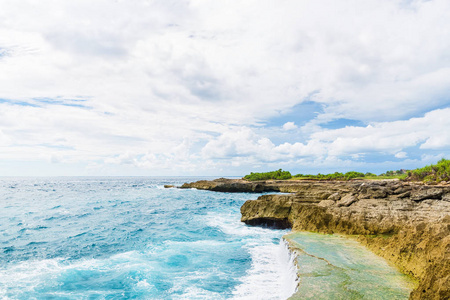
top-left (395, 152), bottom-right (408, 159)
top-left (282, 122), bottom-right (298, 131)
top-left (200, 108), bottom-right (450, 171)
top-left (0, 0), bottom-right (449, 175)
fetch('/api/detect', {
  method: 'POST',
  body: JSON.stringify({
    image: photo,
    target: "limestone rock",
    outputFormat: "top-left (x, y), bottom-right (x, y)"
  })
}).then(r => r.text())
top-left (180, 178), bottom-right (266, 193)
top-left (318, 200), bottom-right (335, 207)
top-left (240, 194), bottom-right (293, 228)
top-left (327, 192), bottom-right (341, 201)
top-left (234, 180), bottom-right (450, 299)
top-left (442, 193), bottom-right (450, 202)
top-left (336, 194), bottom-right (357, 207)
top-left (411, 188), bottom-right (444, 201)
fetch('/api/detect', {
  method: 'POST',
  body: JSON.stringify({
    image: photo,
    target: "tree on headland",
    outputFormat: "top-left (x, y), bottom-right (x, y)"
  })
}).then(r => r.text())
top-left (243, 169), bottom-right (292, 181)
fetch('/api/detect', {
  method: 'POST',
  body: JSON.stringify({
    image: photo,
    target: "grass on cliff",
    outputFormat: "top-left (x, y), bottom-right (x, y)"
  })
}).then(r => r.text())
top-left (406, 158), bottom-right (450, 182)
top-left (242, 159), bottom-right (450, 182)
top-left (293, 170), bottom-right (409, 181)
top-left (293, 171), bottom-right (366, 181)
top-left (242, 169), bottom-right (401, 181)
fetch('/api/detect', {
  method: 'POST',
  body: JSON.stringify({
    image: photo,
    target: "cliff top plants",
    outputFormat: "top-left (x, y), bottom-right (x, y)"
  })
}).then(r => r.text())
top-left (243, 169), bottom-right (292, 181)
top-left (243, 169), bottom-right (405, 181)
top-left (406, 158), bottom-right (450, 183)
top-left (243, 159), bottom-right (449, 182)
top-left (292, 171), bottom-right (366, 181)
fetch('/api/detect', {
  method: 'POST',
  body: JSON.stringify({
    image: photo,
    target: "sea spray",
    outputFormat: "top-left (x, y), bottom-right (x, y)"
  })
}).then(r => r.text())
top-left (231, 238), bottom-right (299, 300)
top-left (205, 211), bottom-right (294, 299)
top-left (278, 238), bottom-right (300, 298)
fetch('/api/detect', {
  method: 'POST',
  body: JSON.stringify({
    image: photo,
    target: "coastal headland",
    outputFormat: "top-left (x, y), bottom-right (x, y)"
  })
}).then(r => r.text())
top-left (179, 178), bottom-right (450, 299)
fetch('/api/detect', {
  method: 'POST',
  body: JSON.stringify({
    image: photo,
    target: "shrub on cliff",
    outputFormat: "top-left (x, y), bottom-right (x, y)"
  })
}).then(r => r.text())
top-left (343, 171), bottom-right (366, 180)
top-left (243, 169), bottom-right (292, 181)
top-left (292, 171), bottom-right (365, 181)
top-left (407, 158), bottom-right (450, 182)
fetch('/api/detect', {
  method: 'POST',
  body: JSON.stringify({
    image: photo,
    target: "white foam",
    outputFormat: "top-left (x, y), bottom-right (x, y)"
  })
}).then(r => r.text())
top-left (177, 286), bottom-right (225, 300)
top-left (204, 212), bottom-right (299, 299)
top-left (205, 212), bottom-right (283, 238)
top-left (231, 240), bottom-right (298, 300)
top-left (0, 258), bottom-right (65, 297)
top-left (0, 251), bottom-right (150, 298)
top-left (279, 239), bottom-right (300, 296)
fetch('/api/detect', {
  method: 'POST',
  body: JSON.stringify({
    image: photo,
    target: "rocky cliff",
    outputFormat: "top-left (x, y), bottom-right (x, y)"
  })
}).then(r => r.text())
top-left (179, 179), bottom-right (450, 299)
top-left (240, 180), bottom-right (450, 300)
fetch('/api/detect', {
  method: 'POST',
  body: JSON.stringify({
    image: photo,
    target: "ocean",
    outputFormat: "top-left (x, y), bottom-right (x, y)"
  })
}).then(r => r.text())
top-left (0, 177), bottom-right (297, 299)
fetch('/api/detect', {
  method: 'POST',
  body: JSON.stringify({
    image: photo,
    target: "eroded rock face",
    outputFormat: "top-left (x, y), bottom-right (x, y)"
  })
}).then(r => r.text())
top-left (411, 187), bottom-right (445, 201)
top-left (240, 195), bottom-right (293, 229)
top-left (181, 178), bottom-right (450, 298)
top-left (336, 194), bottom-right (357, 207)
top-left (180, 178), bottom-right (268, 193)
top-left (238, 180), bottom-right (450, 300)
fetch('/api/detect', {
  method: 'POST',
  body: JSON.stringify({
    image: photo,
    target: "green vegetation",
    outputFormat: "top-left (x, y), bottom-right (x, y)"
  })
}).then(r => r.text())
top-left (243, 169), bottom-right (292, 181)
top-left (292, 171), bottom-right (366, 181)
top-left (406, 158), bottom-right (450, 183)
top-left (243, 159), bottom-right (449, 182)
top-left (244, 169), bottom-right (405, 181)
top-left (294, 169), bottom-right (408, 181)
top-left (365, 170), bottom-right (408, 180)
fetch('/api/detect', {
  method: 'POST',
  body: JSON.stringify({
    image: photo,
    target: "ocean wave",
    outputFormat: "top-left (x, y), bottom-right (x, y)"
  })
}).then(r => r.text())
top-left (231, 240), bottom-right (298, 300)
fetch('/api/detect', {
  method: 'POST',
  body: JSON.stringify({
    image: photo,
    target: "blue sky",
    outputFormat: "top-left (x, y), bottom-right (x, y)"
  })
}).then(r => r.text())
top-left (0, 0), bottom-right (450, 176)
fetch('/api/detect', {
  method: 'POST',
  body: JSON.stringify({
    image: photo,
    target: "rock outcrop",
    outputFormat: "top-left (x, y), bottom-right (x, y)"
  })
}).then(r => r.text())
top-left (180, 178), bottom-right (267, 192)
top-left (179, 178), bottom-right (347, 193)
top-left (181, 178), bottom-right (450, 299)
top-left (239, 180), bottom-right (450, 300)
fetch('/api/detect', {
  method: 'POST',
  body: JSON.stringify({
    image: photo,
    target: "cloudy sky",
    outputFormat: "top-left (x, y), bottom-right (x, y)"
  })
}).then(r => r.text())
top-left (1, 0), bottom-right (450, 176)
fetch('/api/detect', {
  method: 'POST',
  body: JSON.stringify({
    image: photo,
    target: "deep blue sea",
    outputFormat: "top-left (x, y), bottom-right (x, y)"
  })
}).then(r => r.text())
top-left (0, 177), bottom-right (296, 299)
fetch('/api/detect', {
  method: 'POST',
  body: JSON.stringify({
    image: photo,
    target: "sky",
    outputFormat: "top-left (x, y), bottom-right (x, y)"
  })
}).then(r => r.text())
top-left (0, 0), bottom-right (450, 176)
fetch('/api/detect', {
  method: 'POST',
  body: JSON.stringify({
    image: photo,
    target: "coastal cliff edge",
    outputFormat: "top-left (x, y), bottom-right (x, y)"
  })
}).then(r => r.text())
top-left (180, 178), bottom-right (450, 299)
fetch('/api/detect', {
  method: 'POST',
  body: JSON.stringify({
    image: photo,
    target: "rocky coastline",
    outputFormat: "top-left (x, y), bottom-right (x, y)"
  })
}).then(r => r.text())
top-left (179, 178), bottom-right (450, 299)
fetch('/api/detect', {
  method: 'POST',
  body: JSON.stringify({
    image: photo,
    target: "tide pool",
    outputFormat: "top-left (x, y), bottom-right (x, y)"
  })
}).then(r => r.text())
top-left (284, 232), bottom-right (416, 299)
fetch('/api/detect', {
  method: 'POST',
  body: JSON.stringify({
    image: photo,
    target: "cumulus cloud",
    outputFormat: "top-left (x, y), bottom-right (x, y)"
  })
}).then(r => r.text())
top-left (201, 108), bottom-right (450, 172)
top-left (282, 122), bottom-right (298, 131)
top-left (0, 0), bottom-right (449, 175)
top-left (395, 152), bottom-right (408, 159)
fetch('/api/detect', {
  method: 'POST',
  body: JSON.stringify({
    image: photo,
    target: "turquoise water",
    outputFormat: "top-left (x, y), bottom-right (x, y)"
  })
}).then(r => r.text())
top-left (284, 232), bottom-right (415, 300)
top-left (0, 177), bottom-right (295, 299)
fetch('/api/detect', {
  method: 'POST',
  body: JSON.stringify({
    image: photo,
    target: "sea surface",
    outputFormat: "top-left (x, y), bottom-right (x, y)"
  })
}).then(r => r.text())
top-left (0, 177), bottom-right (414, 300)
top-left (0, 177), bottom-right (296, 299)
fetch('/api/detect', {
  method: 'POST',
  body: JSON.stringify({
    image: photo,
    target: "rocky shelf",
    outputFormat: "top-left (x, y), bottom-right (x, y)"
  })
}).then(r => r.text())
top-left (178, 178), bottom-right (450, 299)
